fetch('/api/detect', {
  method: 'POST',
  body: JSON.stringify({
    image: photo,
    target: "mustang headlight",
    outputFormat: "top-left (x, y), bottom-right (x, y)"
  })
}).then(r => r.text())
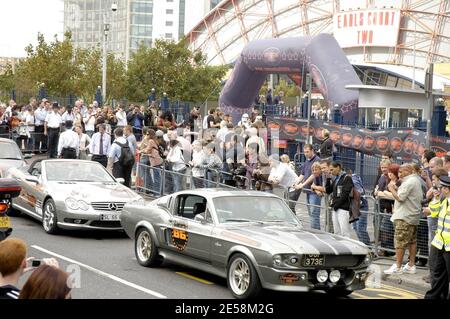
top-left (65, 197), bottom-right (79, 210)
top-left (273, 255), bottom-right (282, 267)
top-left (316, 270), bottom-right (328, 283)
top-left (363, 253), bottom-right (373, 266)
top-left (329, 270), bottom-right (341, 283)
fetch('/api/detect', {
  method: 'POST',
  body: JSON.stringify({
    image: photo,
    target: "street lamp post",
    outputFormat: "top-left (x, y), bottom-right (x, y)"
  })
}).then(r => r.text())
top-left (102, 15), bottom-right (109, 104)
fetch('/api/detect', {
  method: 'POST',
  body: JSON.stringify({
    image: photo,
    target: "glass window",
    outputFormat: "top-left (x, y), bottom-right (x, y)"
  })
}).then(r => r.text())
top-left (131, 2), bottom-right (153, 13)
top-left (166, 9), bottom-right (173, 14)
top-left (166, 21), bottom-right (173, 26)
top-left (165, 33), bottom-right (173, 39)
top-left (132, 14), bottom-right (152, 25)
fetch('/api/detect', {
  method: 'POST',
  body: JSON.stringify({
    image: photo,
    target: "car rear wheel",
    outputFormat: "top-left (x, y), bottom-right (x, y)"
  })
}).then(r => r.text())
top-left (135, 228), bottom-right (162, 267)
top-left (227, 253), bottom-right (262, 299)
top-left (42, 199), bottom-right (59, 234)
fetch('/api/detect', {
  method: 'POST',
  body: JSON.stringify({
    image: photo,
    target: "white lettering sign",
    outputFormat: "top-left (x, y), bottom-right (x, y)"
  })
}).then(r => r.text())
top-left (333, 9), bottom-right (401, 48)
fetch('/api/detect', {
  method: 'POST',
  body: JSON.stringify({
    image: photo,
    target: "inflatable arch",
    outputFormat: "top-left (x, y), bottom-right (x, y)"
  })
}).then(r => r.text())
top-left (219, 33), bottom-right (362, 123)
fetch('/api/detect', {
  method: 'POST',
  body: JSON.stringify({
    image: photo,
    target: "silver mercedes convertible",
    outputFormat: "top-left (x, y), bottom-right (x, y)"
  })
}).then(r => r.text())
top-left (7, 159), bottom-right (141, 234)
top-left (120, 189), bottom-right (372, 299)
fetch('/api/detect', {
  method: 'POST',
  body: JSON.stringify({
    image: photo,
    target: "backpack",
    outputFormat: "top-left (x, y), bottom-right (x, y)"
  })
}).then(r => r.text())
top-left (114, 140), bottom-right (135, 167)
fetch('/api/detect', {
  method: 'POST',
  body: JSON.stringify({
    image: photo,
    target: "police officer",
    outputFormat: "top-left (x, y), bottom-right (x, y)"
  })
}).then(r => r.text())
top-left (57, 121), bottom-right (79, 159)
top-left (425, 175), bottom-right (450, 299)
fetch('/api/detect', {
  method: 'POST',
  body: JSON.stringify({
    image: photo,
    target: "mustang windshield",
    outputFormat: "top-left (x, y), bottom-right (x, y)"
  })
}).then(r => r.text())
top-left (213, 196), bottom-right (299, 225)
top-left (45, 161), bottom-right (115, 182)
top-left (0, 142), bottom-right (23, 160)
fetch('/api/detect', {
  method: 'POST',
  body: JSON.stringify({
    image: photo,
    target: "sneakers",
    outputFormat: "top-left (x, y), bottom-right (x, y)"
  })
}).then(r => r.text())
top-left (384, 263), bottom-right (403, 275)
top-left (402, 263), bottom-right (417, 274)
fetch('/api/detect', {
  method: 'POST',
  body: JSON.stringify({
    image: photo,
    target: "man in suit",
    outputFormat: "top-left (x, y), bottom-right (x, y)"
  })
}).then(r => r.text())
top-left (325, 161), bottom-right (354, 238)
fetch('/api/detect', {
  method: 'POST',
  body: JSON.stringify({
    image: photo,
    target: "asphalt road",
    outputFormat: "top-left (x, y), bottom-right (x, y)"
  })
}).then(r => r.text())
top-left (8, 212), bottom-right (425, 300)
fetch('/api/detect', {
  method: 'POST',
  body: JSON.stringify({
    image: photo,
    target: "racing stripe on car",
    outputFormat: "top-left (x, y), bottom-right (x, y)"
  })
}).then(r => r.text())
top-left (295, 232), bottom-right (353, 255)
top-left (292, 232), bottom-right (339, 255)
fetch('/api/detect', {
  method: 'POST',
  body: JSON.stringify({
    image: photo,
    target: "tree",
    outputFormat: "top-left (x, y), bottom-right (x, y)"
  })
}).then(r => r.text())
top-left (0, 64), bottom-right (15, 102)
top-left (126, 38), bottom-right (227, 103)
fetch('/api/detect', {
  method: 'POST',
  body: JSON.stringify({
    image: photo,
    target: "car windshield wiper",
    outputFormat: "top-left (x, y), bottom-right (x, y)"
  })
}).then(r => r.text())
top-left (0, 157), bottom-right (22, 160)
top-left (224, 218), bottom-right (263, 224)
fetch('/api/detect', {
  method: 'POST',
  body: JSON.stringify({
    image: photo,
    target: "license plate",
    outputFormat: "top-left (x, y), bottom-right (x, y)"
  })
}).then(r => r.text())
top-left (0, 215), bottom-right (11, 228)
top-left (302, 254), bottom-right (325, 267)
top-left (100, 214), bottom-right (120, 221)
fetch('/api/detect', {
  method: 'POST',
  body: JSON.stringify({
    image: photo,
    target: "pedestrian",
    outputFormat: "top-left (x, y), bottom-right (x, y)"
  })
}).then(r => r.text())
top-left (319, 129), bottom-right (334, 160)
top-left (75, 125), bottom-right (91, 160)
top-left (166, 139), bottom-right (186, 193)
top-left (124, 125), bottom-right (137, 155)
top-left (24, 107), bottom-right (35, 153)
top-left (61, 106), bottom-right (75, 127)
top-left (19, 264), bottom-right (71, 299)
top-left (293, 144), bottom-right (321, 227)
top-left (83, 106), bottom-right (96, 137)
top-left (115, 106), bottom-right (127, 128)
top-left (147, 129), bottom-right (164, 194)
top-left (108, 127), bottom-right (135, 188)
top-left (57, 121), bottom-right (79, 159)
top-left (44, 103), bottom-right (62, 159)
top-left (424, 175), bottom-right (450, 299)
top-left (90, 124), bottom-right (110, 167)
top-left (268, 154), bottom-right (298, 213)
top-left (126, 105), bottom-right (144, 141)
top-left (324, 162), bottom-right (354, 238)
top-left (189, 140), bottom-right (206, 188)
top-left (383, 164), bottom-right (424, 275)
top-left (197, 143), bottom-right (222, 188)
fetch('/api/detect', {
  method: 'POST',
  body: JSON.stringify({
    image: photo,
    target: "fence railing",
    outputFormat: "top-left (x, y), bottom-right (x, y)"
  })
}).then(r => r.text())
top-left (134, 161), bottom-right (430, 261)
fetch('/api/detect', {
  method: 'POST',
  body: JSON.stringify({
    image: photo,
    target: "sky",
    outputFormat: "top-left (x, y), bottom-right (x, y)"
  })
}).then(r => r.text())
top-left (0, 0), bottom-right (64, 57)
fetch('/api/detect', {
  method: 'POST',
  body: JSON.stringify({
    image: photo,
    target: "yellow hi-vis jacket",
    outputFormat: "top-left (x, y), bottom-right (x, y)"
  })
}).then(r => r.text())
top-left (431, 198), bottom-right (450, 251)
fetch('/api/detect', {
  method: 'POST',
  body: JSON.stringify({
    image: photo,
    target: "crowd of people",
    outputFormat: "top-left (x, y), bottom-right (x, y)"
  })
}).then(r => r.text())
top-left (1, 95), bottom-right (450, 299)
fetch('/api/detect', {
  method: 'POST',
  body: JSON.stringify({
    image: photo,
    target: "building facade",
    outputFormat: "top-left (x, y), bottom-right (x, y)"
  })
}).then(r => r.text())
top-left (64, 0), bottom-right (220, 62)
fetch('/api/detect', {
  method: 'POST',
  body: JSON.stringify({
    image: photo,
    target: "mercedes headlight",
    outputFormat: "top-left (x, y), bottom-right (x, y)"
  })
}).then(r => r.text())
top-left (78, 200), bottom-right (89, 211)
top-left (65, 197), bottom-right (79, 210)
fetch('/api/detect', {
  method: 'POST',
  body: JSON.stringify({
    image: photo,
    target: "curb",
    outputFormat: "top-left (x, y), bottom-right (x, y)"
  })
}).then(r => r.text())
top-left (372, 258), bottom-right (430, 292)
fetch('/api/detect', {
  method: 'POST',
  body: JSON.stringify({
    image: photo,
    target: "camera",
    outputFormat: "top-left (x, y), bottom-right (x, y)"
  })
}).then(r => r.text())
top-left (111, 2), bottom-right (118, 11)
top-left (31, 259), bottom-right (42, 267)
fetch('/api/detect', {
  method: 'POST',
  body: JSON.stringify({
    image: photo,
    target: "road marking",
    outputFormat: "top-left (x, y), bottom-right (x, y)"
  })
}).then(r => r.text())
top-left (352, 292), bottom-right (386, 299)
top-left (31, 245), bottom-right (167, 299)
top-left (380, 283), bottom-right (423, 298)
top-left (175, 272), bottom-right (214, 285)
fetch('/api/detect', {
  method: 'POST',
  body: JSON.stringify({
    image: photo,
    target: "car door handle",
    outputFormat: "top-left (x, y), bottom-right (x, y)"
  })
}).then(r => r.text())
top-left (214, 242), bottom-right (222, 247)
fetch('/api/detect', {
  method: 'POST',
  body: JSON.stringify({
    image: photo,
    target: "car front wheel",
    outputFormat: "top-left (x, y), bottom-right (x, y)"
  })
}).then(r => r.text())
top-left (42, 199), bottom-right (59, 234)
top-left (227, 253), bottom-right (262, 299)
top-left (135, 228), bottom-right (162, 267)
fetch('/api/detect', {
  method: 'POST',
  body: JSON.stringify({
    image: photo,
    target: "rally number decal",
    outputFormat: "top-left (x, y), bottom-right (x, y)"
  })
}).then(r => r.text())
top-left (171, 229), bottom-right (188, 251)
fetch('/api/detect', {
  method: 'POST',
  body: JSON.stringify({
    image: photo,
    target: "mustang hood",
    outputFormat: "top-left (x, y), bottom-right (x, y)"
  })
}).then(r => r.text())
top-left (47, 182), bottom-right (139, 202)
top-left (222, 223), bottom-right (368, 255)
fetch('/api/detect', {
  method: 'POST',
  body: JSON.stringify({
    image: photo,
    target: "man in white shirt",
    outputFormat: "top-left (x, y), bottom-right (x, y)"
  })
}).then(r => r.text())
top-left (268, 154), bottom-right (299, 213)
top-left (57, 121), bottom-right (79, 159)
top-left (34, 99), bottom-right (48, 153)
top-left (89, 124), bottom-right (110, 167)
top-left (44, 103), bottom-right (62, 159)
top-left (83, 106), bottom-right (96, 137)
top-left (108, 127), bottom-right (133, 188)
top-left (115, 106), bottom-right (127, 128)
top-left (25, 108), bottom-right (35, 152)
top-left (61, 106), bottom-right (75, 127)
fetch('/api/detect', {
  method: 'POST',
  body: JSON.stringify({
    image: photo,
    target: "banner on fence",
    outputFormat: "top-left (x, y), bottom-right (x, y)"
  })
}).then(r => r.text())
top-left (267, 116), bottom-right (450, 159)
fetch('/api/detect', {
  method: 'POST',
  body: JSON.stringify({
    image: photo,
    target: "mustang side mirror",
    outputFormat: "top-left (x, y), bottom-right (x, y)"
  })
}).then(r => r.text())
top-left (25, 176), bottom-right (39, 184)
top-left (116, 178), bottom-right (125, 184)
top-left (194, 214), bottom-right (207, 224)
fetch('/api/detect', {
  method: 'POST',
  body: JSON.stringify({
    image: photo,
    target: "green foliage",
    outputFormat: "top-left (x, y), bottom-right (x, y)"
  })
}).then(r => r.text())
top-left (258, 78), bottom-right (301, 98)
top-left (126, 38), bottom-right (228, 103)
top-left (1, 34), bottom-right (226, 105)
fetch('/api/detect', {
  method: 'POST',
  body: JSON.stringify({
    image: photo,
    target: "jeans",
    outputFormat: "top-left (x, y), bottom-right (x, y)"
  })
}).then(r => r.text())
top-left (152, 166), bottom-right (162, 195)
top-left (332, 209), bottom-right (351, 238)
top-left (172, 168), bottom-right (186, 193)
top-left (288, 189), bottom-right (302, 214)
top-left (352, 211), bottom-right (370, 245)
top-left (139, 156), bottom-right (152, 192)
top-left (306, 192), bottom-right (321, 230)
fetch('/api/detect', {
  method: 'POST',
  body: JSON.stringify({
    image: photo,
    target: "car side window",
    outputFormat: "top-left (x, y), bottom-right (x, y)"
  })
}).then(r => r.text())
top-left (30, 162), bottom-right (42, 177)
top-left (176, 195), bottom-right (207, 220)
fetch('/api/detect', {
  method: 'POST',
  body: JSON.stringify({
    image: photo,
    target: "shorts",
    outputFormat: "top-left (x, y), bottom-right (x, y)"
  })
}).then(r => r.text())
top-left (394, 219), bottom-right (417, 249)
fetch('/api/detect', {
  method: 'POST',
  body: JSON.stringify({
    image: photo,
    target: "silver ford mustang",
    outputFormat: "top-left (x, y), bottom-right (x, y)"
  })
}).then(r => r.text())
top-left (7, 159), bottom-right (141, 234)
top-left (120, 189), bottom-right (372, 299)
